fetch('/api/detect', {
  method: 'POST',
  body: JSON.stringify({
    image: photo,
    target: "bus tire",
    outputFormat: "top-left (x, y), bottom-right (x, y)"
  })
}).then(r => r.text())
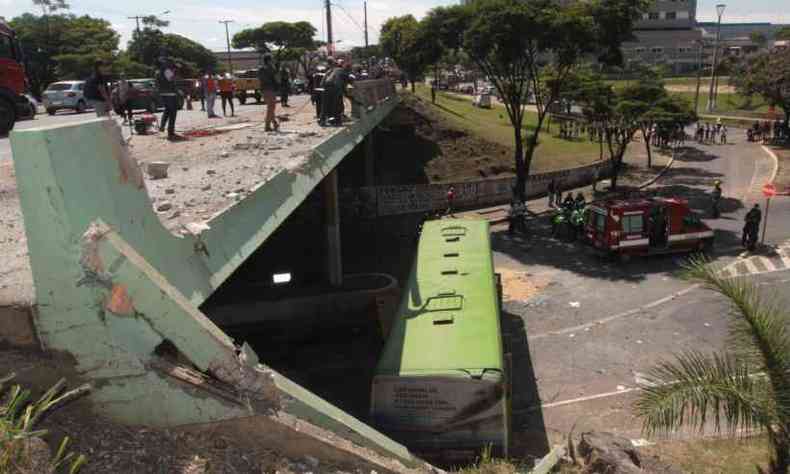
top-left (0, 98), bottom-right (15, 136)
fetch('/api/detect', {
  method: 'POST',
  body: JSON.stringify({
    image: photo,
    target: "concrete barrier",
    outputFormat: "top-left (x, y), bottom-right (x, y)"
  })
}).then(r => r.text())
top-left (341, 159), bottom-right (613, 217)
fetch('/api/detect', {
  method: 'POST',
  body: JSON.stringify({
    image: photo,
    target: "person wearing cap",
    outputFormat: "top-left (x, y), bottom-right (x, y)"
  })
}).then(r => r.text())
top-left (84, 60), bottom-right (112, 117)
top-left (258, 54), bottom-right (279, 131)
top-left (156, 56), bottom-right (181, 139)
top-left (309, 65), bottom-right (326, 119)
top-left (218, 73), bottom-right (235, 117)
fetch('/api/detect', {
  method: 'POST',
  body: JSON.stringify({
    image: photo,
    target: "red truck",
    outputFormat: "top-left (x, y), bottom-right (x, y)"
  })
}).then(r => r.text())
top-left (0, 18), bottom-right (31, 135)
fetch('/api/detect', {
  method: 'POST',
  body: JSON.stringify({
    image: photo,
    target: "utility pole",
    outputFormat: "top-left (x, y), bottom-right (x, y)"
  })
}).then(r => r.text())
top-left (364, 0), bottom-right (369, 49)
top-left (694, 40), bottom-right (704, 114)
top-left (128, 16), bottom-right (142, 34)
top-left (219, 20), bottom-right (235, 74)
top-left (325, 0), bottom-right (333, 54)
top-left (706, 4), bottom-right (726, 113)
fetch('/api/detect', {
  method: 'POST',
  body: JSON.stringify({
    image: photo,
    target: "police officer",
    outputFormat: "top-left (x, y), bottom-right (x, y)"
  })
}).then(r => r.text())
top-left (711, 180), bottom-right (723, 218)
top-left (743, 204), bottom-right (762, 250)
top-left (310, 66), bottom-right (326, 119)
top-left (156, 55), bottom-right (181, 141)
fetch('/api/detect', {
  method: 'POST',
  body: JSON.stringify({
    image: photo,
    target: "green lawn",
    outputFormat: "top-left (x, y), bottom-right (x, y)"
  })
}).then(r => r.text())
top-left (413, 85), bottom-right (600, 173)
top-left (668, 90), bottom-right (772, 115)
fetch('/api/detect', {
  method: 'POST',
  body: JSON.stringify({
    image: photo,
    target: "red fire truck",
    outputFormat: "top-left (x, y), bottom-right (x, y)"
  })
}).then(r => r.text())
top-left (0, 18), bottom-right (30, 135)
top-left (585, 196), bottom-right (714, 260)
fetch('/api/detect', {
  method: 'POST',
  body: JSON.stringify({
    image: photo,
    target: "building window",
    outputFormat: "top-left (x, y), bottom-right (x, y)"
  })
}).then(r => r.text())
top-left (651, 47), bottom-right (664, 54)
top-left (665, 11), bottom-right (677, 20)
top-left (648, 12), bottom-right (660, 20)
top-left (677, 11), bottom-right (689, 19)
top-left (635, 47), bottom-right (646, 53)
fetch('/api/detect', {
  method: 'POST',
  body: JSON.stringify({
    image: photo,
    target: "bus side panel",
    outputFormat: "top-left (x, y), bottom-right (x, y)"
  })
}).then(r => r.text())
top-left (371, 375), bottom-right (507, 458)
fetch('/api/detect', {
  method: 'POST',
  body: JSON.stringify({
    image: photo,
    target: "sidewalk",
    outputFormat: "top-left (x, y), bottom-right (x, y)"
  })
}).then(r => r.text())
top-left (458, 147), bottom-right (675, 224)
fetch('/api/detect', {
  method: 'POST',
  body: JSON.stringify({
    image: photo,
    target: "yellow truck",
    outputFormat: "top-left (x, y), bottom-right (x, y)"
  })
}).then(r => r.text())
top-left (234, 70), bottom-right (261, 104)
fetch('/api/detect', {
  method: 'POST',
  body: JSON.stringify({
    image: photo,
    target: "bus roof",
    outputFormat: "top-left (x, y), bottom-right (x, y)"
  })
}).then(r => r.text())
top-left (375, 219), bottom-right (503, 378)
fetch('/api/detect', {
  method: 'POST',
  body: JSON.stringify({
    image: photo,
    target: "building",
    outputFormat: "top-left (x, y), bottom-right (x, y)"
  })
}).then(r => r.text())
top-left (620, 0), bottom-right (703, 74)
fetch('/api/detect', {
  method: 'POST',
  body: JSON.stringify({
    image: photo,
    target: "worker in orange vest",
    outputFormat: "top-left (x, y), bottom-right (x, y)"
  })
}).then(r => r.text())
top-left (204, 72), bottom-right (219, 118)
top-left (218, 73), bottom-right (235, 117)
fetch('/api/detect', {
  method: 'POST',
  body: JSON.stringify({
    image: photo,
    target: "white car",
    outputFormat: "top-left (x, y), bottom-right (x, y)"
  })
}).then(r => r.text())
top-left (42, 81), bottom-right (87, 115)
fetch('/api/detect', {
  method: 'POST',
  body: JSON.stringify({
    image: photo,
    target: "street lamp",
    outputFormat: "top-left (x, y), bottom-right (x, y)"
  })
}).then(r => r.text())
top-left (706, 3), bottom-right (726, 113)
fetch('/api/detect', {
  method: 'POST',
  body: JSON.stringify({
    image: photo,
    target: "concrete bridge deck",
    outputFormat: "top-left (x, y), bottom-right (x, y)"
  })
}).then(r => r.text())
top-left (0, 80), bottom-right (430, 472)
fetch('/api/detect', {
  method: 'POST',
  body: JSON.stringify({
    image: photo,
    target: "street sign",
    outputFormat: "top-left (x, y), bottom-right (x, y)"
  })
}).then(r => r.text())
top-left (763, 183), bottom-right (777, 198)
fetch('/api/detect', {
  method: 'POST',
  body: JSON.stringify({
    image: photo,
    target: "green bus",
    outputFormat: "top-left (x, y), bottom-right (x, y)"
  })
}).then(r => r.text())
top-left (371, 219), bottom-right (510, 462)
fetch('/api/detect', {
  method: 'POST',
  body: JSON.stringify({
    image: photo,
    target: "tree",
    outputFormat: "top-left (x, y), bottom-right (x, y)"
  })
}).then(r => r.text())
top-left (460, 0), bottom-right (645, 200)
top-left (776, 26), bottom-right (790, 41)
top-left (232, 21), bottom-right (317, 67)
top-left (731, 48), bottom-right (790, 126)
top-left (380, 15), bottom-right (434, 92)
top-left (350, 44), bottom-right (382, 64)
top-left (127, 16), bottom-right (217, 77)
top-left (10, 12), bottom-right (119, 95)
top-left (751, 31), bottom-right (768, 48)
top-left (636, 257), bottom-right (790, 474)
top-left (31, 0), bottom-right (69, 15)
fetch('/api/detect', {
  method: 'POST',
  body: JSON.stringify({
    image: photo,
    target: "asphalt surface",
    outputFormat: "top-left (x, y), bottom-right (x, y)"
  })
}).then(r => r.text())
top-left (496, 130), bottom-right (790, 448)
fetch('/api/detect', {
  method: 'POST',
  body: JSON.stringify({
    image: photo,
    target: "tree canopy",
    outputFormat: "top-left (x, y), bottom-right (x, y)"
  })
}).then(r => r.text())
top-left (447, 0), bottom-right (648, 199)
top-left (232, 21), bottom-right (317, 66)
top-left (127, 17), bottom-right (217, 77)
top-left (731, 48), bottom-right (790, 124)
top-left (380, 15), bottom-right (437, 91)
top-left (10, 12), bottom-right (120, 95)
top-left (776, 26), bottom-right (790, 41)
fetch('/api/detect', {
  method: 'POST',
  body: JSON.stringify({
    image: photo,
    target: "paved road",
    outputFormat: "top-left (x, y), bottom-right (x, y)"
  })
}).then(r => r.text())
top-left (497, 131), bottom-right (790, 448)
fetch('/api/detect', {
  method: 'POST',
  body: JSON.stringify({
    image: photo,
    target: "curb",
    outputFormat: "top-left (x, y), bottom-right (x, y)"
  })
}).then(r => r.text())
top-left (761, 145), bottom-right (780, 184)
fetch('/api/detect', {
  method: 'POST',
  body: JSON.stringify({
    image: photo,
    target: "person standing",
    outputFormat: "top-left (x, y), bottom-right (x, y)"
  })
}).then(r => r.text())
top-left (258, 54), bottom-right (279, 132)
top-left (711, 180), bottom-right (722, 218)
top-left (156, 56), bottom-right (181, 140)
top-left (547, 179), bottom-right (556, 207)
top-left (204, 71), bottom-right (219, 118)
top-left (447, 185), bottom-right (455, 216)
top-left (309, 66), bottom-right (326, 119)
top-left (320, 59), bottom-right (342, 126)
top-left (117, 74), bottom-right (132, 124)
top-left (279, 67), bottom-right (290, 107)
top-left (84, 60), bottom-right (112, 117)
top-left (218, 73), bottom-right (235, 117)
top-left (743, 204), bottom-right (762, 250)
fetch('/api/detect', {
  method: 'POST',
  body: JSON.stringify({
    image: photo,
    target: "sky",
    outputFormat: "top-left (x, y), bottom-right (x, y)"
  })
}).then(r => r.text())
top-left (2, 0), bottom-right (789, 52)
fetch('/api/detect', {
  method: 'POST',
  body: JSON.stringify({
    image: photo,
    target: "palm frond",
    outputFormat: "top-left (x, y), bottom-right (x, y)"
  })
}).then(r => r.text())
top-left (635, 350), bottom-right (774, 437)
top-left (682, 257), bottom-right (790, 383)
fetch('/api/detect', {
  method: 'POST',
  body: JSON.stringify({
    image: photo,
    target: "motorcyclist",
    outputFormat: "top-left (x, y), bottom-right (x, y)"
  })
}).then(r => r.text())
top-left (742, 204), bottom-right (762, 251)
top-left (508, 200), bottom-right (527, 234)
top-left (711, 180), bottom-right (723, 218)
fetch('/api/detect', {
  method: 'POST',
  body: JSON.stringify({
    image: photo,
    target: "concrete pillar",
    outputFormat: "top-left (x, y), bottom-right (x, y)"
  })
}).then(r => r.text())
top-left (364, 130), bottom-right (376, 186)
top-left (323, 170), bottom-right (343, 287)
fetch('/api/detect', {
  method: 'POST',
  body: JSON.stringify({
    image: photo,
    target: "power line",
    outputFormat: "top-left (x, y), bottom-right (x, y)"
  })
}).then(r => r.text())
top-left (332, 2), bottom-right (365, 33)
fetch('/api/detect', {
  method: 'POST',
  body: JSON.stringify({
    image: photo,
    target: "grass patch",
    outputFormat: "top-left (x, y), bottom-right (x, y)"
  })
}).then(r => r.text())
top-left (641, 436), bottom-right (771, 474)
top-left (413, 85), bottom-right (600, 174)
top-left (668, 90), bottom-right (772, 115)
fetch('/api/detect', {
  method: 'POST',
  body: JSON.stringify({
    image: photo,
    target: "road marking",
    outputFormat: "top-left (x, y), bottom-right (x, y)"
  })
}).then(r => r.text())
top-left (540, 386), bottom-right (638, 409)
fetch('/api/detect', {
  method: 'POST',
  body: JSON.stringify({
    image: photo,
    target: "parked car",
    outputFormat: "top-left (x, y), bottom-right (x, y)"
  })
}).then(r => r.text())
top-left (114, 79), bottom-right (184, 113)
top-left (42, 81), bottom-right (87, 115)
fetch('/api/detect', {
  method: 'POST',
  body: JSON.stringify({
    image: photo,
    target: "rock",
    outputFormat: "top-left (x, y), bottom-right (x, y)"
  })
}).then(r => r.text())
top-left (206, 169), bottom-right (217, 175)
top-left (156, 201), bottom-right (173, 212)
top-left (182, 167), bottom-right (189, 171)
top-left (226, 192), bottom-right (239, 200)
top-left (165, 188), bottom-right (175, 194)
top-left (578, 432), bottom-right (642, 474)
top-left (168, 211), bottom-right (181, 220)
top-left (147, 161), bottom-right (170, 180)
top-left (303, 455), bottom-right (319, 468)
top-left (220, 152), bottom-right (230, 158)
top-left (201, 184), bottom-right (212, 191)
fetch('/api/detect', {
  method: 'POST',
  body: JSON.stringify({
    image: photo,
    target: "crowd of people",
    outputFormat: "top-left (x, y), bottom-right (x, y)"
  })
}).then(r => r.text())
top-left (747, 119), bottom-right (790, 144)
top-left (695, 121), bottom-right (728, 145)
top-left (557, 119), bottom-right (687, 148)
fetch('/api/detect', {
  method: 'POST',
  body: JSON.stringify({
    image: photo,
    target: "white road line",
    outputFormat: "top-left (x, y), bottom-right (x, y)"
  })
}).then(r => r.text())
top-left (761, 145), bottom-right (780, 183)
top-left (540, 387), bottom-right (638, 409)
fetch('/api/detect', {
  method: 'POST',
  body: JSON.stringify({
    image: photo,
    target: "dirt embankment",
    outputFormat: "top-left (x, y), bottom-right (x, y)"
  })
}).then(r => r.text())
top-left (375, 95), bottom-right (515, 185)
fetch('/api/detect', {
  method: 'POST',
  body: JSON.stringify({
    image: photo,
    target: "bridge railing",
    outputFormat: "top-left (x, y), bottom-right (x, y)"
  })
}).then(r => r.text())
top-left (351, 79), bottom-right (397, 118)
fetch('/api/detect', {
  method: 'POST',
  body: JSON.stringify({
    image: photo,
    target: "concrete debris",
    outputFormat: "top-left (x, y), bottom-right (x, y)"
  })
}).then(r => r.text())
top-left (182, 222), bottom-right (211, 236)
top-left (165, 188), bottom-right (175, 195)
top-left (578, 432), bottom-right (642, 474)
top-left (147, 161), bottom-right (170, 180)
top-left (220, 152), bottom-right (230, 158)
top-left (226, 192), bottom-right (239, 200)
top-left (201, 184), bottom-right (212, 191)
top-left (156, 201), bottom-right (173, 212)
top-left (168, 211), bottom-right (181, 220)
top-left (303, 456), bottom-right (320, 468)
top-left (569, 301), bottom-right (580, 308)
top-left (206, 169), bottom-right (217, 175)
